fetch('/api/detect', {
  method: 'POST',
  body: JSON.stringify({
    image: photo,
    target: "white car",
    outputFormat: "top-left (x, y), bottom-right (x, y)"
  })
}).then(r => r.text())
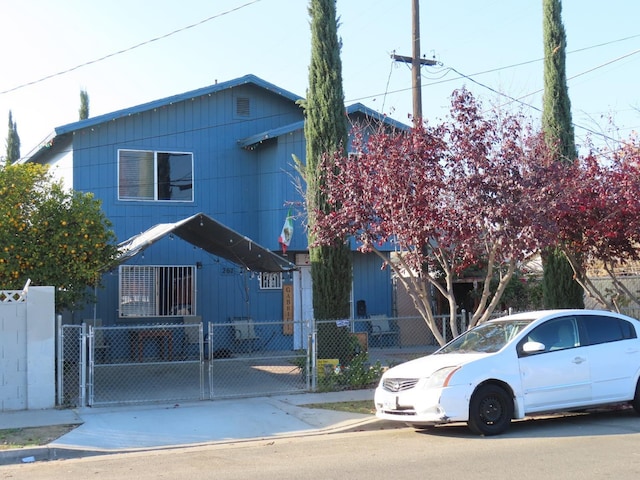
top-left (374, 309), bottom-right (640, 435)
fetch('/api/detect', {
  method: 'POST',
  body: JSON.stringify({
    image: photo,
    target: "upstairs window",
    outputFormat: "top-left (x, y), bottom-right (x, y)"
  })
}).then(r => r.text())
top-left (118, 149), bottom-right (193, 201)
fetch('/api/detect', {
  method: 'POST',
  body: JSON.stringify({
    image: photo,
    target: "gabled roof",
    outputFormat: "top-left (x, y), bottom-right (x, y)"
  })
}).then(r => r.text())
top-left (237, 102), bottom-right (409, 149)
top-left (61, 74), bottom-right (302, 135)
top-left (116, 212), bottom-right (296, 273)
top-left (345, 102), bottom-right (409, 132)
top-left (21, 74), bottom-right (304, 162)
top-left (21, 76), bottom-right (410, 162)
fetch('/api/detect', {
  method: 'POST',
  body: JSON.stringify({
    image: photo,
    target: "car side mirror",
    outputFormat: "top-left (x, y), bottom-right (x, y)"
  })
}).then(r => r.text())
top-left (522, 341), bottom-right (546, 355)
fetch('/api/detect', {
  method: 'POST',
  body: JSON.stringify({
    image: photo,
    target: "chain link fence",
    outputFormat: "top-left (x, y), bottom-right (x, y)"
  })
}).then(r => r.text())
top-left (587, 276), bottom-right (640, 318)
top-left (57, 316), bottom-right (454, 407)
top-left (312, 315), bottom-right (444, 392)
top-left (57, 303), bottom-right (640, 407)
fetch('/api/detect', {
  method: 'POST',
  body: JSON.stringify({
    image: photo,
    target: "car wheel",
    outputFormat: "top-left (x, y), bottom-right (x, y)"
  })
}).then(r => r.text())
top-left (468, 384), bottom-right (513, 436)
top-left (632, 379), bottom-right (640, 415)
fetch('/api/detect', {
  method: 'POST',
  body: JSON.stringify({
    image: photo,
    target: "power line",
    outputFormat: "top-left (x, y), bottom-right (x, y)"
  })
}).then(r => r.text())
top-left (446, 66), bottom-right (627, 147)
top-left (348, 33), bottom-right (640, 106)
top-left (430, 33), bottom-right (640, 84)
top-left (348, 37), bottom-right (640, 145)
top-left (503, 47), bottom-right (640, 106)
top-left (0, 1), bottom-right (262, 96)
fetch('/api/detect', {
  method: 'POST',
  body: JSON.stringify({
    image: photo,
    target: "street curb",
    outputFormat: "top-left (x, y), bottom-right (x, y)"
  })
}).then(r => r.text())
top-left (0, 416), bottom-right (398, 466)
top-left (0, 446), bottom-right (106, 465)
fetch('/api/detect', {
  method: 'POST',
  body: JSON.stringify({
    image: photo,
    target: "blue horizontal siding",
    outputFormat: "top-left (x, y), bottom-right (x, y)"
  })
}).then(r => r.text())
top-left (73, 84), bottom-right (302, 244)
top-left (63, 79), bottom-right (398, 353)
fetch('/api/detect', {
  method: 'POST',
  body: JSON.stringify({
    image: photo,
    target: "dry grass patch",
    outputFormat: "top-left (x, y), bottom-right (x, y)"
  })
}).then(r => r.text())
top-left (302, 400), bottom-right (376, 415)
top-left (0, 425), bottom-right (77, 450)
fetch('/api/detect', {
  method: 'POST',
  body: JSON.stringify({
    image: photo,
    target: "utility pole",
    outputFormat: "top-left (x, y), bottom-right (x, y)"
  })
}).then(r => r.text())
top-left (391, 0), bottom-right (436, 123)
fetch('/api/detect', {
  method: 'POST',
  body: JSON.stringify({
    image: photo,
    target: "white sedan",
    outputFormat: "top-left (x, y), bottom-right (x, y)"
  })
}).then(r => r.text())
top-left (374, 309), bottom-right (640, 435)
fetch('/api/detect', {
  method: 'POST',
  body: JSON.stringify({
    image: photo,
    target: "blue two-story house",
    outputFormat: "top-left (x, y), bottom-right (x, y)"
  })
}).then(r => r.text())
top-left (23, 74), bottom-right (407, 352)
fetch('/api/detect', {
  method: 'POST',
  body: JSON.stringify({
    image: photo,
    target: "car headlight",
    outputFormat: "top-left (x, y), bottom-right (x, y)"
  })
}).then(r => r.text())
top-left (425, 366), bottom-right (461, 388)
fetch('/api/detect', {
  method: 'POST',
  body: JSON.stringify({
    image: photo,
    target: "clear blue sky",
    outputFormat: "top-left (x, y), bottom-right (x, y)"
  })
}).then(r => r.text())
top-left (1, 0), bottom-right (638, 157)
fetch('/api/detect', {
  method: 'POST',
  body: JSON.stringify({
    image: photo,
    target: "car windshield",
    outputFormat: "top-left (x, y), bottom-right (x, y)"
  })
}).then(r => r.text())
top-left (436, 319), bottom-right (534, 354)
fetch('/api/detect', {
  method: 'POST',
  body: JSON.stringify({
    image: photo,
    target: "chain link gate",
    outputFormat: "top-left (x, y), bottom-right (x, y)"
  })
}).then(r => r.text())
top-left (58, 320), bottom-right (311, 407)
top-left (207, 320), bottom-right (309, 399)
top-left (86, 323), bottom-right (205, 406)
top-left (57, 324), bottom-right (85, 407)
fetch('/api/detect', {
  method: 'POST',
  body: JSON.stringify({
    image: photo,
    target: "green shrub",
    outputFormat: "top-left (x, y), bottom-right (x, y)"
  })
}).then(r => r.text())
top-left (316, 353), bottom-right (384, 392)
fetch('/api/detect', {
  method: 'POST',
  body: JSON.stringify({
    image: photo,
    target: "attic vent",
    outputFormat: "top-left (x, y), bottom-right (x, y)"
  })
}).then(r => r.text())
top-left (236, 97), bottom-right (251, 117)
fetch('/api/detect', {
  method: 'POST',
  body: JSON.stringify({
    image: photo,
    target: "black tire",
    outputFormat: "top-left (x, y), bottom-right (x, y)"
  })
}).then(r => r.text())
top-left (468, 384), bottom-right (513, 436)
top-left (632, 379), bottom-right (640, 415)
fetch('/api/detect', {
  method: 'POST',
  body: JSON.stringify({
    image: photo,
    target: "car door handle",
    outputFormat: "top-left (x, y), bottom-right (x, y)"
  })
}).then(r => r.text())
top-left (572, 357), bottom-right (587, 364)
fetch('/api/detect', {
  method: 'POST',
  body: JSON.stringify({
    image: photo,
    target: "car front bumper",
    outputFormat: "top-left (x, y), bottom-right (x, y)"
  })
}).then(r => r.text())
top-left (374, 383), bottom-right (472, 425)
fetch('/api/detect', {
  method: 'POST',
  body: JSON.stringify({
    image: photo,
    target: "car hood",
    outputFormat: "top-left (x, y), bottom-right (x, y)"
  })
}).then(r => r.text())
top-left (383, 352), bottom-right (488, 379)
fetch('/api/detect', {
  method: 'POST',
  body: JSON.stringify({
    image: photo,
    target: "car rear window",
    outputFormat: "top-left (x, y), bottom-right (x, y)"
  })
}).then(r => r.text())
top-left (581, 315), bottom-right (637, 345)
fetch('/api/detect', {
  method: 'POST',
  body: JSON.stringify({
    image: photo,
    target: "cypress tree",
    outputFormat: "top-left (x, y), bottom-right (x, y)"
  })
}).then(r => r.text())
top-left (79, 89), bottom-right (90, 120)
top-left (305, 0), bottom-right (353, 361)
top-left (5, 110), bottom-right (20, 165)
top-left (541, 0), bottom-right (584, 308)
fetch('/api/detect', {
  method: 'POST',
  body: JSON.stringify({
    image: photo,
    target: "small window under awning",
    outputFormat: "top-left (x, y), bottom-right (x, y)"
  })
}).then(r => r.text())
top-left (115, 212), bottom-right (296, 273)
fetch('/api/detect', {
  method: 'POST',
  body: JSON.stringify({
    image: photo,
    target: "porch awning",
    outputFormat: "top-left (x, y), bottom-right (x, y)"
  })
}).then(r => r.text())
top-left (115, 213), bottom-right (296, 273)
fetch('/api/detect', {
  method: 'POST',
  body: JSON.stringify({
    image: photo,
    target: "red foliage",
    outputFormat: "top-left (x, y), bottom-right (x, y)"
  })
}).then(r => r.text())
top-left (311, 87), bottom-right (640, 320)
top-left (553, 136), bottom-right (640, 271)
top-left (314, 89), bottom-right (551, 278)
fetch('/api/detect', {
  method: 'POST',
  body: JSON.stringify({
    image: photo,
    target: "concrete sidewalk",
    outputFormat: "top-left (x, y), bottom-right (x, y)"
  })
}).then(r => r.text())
top-left (0, 389), bottom-right (380, 465)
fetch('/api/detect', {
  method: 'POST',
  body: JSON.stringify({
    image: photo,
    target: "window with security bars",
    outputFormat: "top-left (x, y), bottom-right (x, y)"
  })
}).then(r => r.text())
top-left (118, 149), bottom-right (193, 201)
top-left (259, 272), bottom-right (282, 290)
top-left (119, 265), bottom-right (196, 317)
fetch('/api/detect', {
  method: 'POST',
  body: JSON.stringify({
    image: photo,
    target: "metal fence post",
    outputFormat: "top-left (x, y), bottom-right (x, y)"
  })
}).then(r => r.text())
top-left (208, 321), bottom-right (214, 400)
top-left (56, 315), bottom-right (63, 406)
top-left (198, 322), bottom-right (204, 400)
top-left (84, 322), bottom-right (90, 407)
top-left (79, 323), bottom-right (93, 407)
top-left (310, 329), bottom-right (317, 392)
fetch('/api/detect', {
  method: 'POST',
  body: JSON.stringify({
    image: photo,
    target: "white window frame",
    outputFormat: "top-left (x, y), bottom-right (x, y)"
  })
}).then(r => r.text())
top-left (259, 272), bottom-right (282, 290)
top-left (119, 265), bottom-right (196, 317)
top-left (118, 149), bottom-right (194, 202)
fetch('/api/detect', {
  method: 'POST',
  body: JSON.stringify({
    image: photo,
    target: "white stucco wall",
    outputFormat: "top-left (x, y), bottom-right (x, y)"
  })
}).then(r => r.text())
top-left (47, 148), bottom-right (74, 191)
top-left (0, 286), bottom-right (55, 411)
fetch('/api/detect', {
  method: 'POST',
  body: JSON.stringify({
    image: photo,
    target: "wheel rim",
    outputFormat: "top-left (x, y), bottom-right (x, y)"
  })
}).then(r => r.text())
top-left (479, 394), bottom-right (503, 424)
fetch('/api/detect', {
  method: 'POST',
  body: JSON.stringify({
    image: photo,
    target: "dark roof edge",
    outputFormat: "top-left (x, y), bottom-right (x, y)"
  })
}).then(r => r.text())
top-left (346, 103), bottom-right (410, 131)
top-left (19, 74), bottom-right (304, 164)
top-left (238, 104), bottom-right (410, 148)
top-left (57, 74), bottom-right (304, 136)
top-left (238, 120), bottom-right (305, 148)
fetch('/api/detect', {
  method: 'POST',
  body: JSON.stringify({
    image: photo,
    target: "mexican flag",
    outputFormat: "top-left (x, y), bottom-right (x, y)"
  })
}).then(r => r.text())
top-left (278, 209), bottom-right (293, 254)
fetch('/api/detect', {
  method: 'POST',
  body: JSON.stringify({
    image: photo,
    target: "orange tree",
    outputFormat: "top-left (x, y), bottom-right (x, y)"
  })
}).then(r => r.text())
top-left (0, 163), bottom-right (117, 312)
